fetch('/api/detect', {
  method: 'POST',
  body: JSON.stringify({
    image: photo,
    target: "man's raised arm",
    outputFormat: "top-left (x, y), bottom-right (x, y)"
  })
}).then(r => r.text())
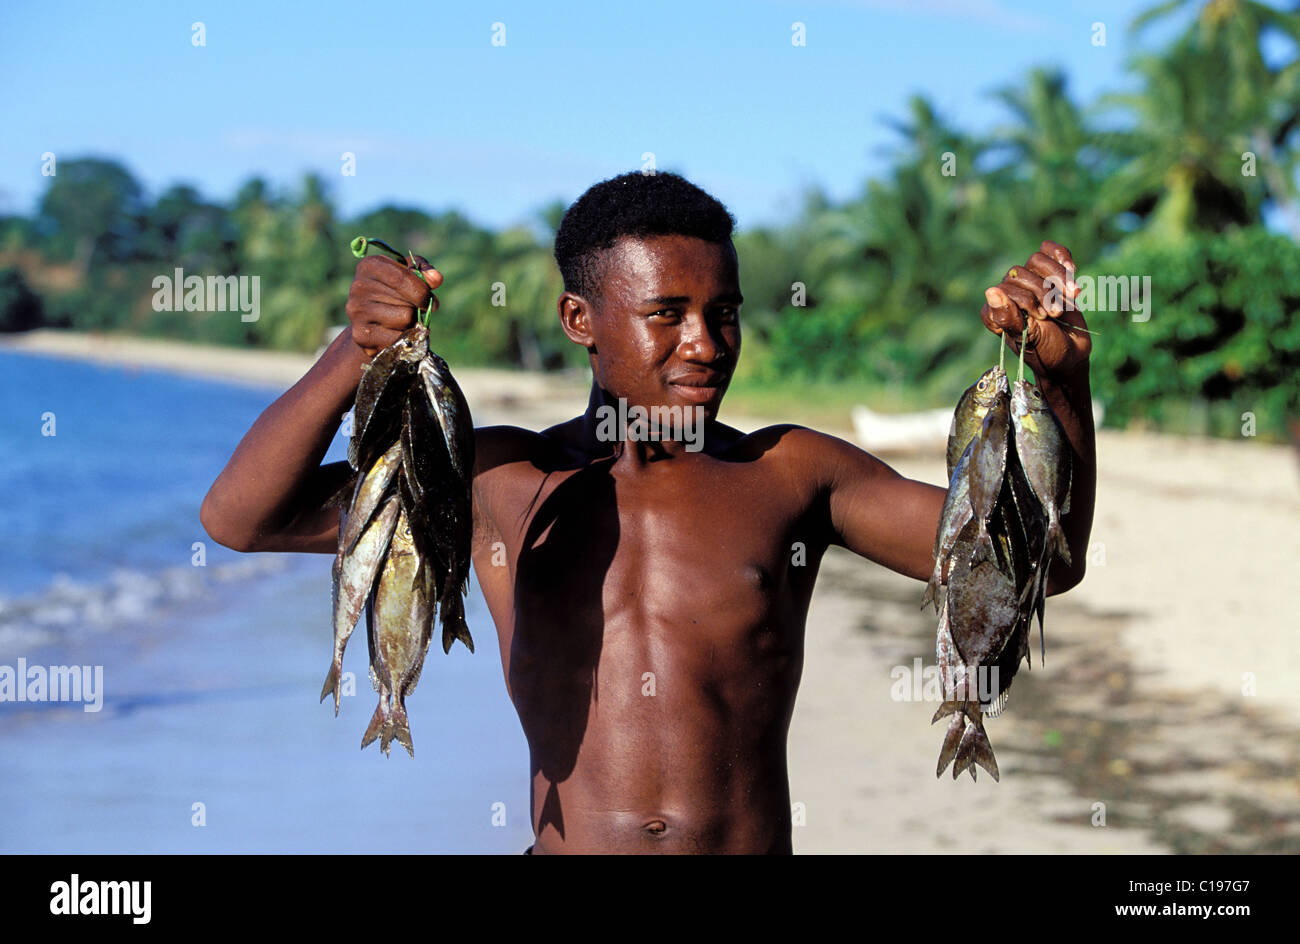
top-left (824, 240), bottom-right (1095, 596)
top-left (199, 256), bottom-right (440, 554)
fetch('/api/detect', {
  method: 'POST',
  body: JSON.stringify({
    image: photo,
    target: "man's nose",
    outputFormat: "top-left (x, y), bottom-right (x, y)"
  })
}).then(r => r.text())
top-left (678, 313), bottom-right (726, 363)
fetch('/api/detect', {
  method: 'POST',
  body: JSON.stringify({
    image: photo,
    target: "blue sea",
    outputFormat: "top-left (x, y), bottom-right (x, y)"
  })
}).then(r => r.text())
top-left (0, 350), bottom-right (533, 853)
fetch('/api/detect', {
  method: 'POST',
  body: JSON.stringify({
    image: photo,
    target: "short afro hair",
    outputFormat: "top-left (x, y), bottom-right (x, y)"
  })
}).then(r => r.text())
top-left (554, 171), bottom-right (736, 304)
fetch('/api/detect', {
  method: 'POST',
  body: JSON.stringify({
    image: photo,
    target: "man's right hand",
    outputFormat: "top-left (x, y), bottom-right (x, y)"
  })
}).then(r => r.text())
top-left (346, 254), bottom-right (443, 360)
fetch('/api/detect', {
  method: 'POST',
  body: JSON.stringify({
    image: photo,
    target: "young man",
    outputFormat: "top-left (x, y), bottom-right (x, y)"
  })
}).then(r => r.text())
top-left (201, 171), bottom-right (1095, 854)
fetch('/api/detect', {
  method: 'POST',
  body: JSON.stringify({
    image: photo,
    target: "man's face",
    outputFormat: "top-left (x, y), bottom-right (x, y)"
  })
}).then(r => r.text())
top-left (581, 234), bottom-right (742, 420)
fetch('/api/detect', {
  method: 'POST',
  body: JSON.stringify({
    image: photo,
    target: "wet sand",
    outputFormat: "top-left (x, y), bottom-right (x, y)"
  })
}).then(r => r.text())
top-left (9, 328), bottom-right (1296, 854)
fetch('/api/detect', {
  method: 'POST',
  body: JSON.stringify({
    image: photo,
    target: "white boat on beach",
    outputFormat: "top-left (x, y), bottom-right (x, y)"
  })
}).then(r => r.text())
top-left (852, 400), bottom-right (1106, 454)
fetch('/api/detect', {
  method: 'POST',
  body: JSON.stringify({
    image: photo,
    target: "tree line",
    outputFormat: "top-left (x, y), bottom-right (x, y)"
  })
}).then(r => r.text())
top-left (2, 0), bottom-right (1297, 439)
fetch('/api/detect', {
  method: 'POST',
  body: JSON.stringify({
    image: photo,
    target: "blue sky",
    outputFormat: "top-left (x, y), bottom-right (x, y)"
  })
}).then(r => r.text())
top-left (2, 0), bottom-right (1179, 231)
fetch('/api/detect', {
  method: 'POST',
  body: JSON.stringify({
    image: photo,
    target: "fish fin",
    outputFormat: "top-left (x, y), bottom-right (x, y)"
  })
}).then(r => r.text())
top-left (1029, 569), bottom-right (1050, 665)
top-left (1048, 517), bottom-right (1072, 566)
top-left (1035, 586), bottom-right (1046, 667)
top-left (361, 701), bottom-right (387, 751)
top-left (983, 689), bottom-right (1010, 719)
top-left (930, 700), bottom-right (961, 724)
top-left (921, 572), bottom-right (941, 612)
top-left (935, 713), bottom-right (965, 778)
top-left (319, 662), bottom-right (342, 716)
top-left (390, 703), bottom-right (414, 758)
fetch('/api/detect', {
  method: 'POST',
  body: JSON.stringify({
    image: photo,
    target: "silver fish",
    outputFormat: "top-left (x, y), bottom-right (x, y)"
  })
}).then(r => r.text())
top-left (921, 442), bottom-right (976, 613)
top-left (362, 508), bottom-right (433, 758)
top-left (321, 490), bottom-right (401, 715)
top-left (946, 367), bottom-right (1008, 480)
top-left (1009, 380), bottom-right (1072, 568)
top-left (339, 441), bottom-right (403, 556)
top-left (966, 391), bottom-right (1011, 568)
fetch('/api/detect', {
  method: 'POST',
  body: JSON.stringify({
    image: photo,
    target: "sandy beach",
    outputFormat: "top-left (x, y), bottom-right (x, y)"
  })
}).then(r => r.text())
top-left (7, 328), bottom-right (1297, 854)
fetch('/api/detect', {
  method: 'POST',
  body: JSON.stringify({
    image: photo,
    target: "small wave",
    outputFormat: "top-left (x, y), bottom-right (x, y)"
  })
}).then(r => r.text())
top-left (0, 557), bottom-right (291, 659)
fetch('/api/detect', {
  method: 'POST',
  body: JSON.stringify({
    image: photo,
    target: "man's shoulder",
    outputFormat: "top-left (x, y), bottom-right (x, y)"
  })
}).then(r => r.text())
top-left (714, 421), bottom-right (891, 495)
top-left (473, 418), bottom-right (583, 474)
top-left (714, 421), bottom-right (853, 460)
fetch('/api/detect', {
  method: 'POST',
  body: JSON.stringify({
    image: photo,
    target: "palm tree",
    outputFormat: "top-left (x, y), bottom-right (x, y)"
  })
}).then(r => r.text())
top-left (1129, 0), bottom-right (1300, 234)
top-left (980, 69), bottom-right (1114, 261)
top-left (1094, 44), bottom-right (1262, 237)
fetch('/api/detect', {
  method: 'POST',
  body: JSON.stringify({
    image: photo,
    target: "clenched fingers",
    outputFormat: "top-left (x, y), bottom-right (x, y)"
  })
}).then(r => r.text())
top-left (354, 256), bottom-right (436, 308)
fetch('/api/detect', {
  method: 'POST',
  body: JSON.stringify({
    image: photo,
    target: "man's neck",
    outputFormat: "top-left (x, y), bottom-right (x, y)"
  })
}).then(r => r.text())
top-left (576, 382), bottom-right (716, 466)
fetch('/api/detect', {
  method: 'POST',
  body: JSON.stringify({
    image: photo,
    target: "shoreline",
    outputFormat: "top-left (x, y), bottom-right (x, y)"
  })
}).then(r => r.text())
top-left (0, 328), bottom-right (319, 389)
top-left (0, 327), bottom-right (597, 429)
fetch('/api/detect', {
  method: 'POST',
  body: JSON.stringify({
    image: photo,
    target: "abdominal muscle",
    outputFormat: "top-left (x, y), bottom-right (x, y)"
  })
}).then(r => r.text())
top-left (521, 612), bottom-right (802, 854)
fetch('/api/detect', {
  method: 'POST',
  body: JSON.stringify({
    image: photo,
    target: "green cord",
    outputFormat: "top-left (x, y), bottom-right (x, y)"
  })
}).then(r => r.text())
top-left (350, 236), bottom-right (407, 263)
top-left (1016, 310), bottom-right (1027, 383)
top-left (351, 234), bottom-right (436, 335)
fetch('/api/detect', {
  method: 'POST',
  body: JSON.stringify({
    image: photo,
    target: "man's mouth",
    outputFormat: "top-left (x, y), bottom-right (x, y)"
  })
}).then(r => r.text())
top-left (667, 373), bottom-right (728, 403)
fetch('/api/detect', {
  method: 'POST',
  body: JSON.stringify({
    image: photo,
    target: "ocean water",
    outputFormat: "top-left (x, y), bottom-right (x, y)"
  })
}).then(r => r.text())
top-left (0, 350), bottom-right (532, 853)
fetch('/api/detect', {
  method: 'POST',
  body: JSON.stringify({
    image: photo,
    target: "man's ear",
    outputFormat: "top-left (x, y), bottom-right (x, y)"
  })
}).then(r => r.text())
top-left (558, 292), bottom-right (596, 349)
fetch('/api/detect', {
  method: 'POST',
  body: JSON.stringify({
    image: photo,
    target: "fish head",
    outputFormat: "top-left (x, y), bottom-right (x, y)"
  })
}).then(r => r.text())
top-left (1012, 380), bottom-right (1053, 426)
top-left (396, 325), bottom-right (430, 365)
top-left (973, 366), bottom-right (1008, 404)
top-left (968, 368), bottom-right (1011, 426)
top-left (1010, 379), bottom-right (1037, 418)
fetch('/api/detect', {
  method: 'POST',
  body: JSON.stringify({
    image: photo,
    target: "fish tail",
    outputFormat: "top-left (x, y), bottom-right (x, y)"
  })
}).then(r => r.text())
top-left (969, 725), bottom-right (1001, 782)
top-left (935, 712), bottom-right (965, 778)
top-left (954, 722), bottom-right (1001, 782)
top-left (319, 661), bottom-right (343, 716)
top-left (952, 739), bottom-right (975, 780)
top-left (440, 607), bottom-right (475, 654)
top-left (969, 522), bottom-right (995, 567)
top-left (361, 700), bottom-right (388, 751)
top-left (453, 619), bottom-right (475, 653)
top-left (390, 701), bottom-right (415, 758)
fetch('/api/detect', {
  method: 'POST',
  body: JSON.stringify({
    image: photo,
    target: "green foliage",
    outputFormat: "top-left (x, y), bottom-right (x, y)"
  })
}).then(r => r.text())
top-left (0, 268), bottom-right (44, 332)
top-left (1088, 228), bottom-right (1300, 436)
top-left (35, 158), bottom-right (146, 270)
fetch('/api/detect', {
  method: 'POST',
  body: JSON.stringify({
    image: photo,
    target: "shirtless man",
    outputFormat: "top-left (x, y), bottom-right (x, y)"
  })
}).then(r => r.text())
top-left (200, 171), bottom-right (1095, 854)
